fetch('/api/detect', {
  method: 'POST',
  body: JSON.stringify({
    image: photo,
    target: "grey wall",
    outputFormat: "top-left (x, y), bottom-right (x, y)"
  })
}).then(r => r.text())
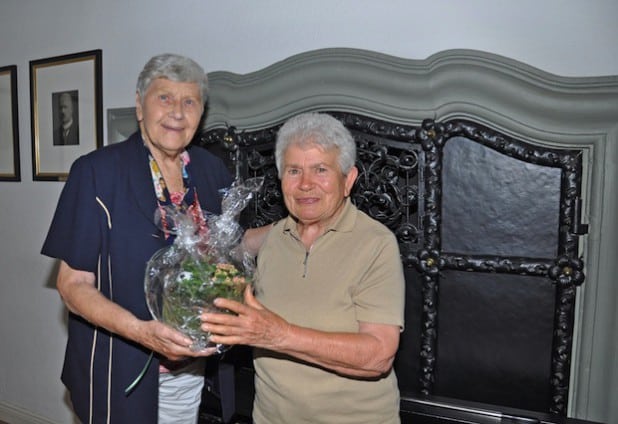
top-left (0, 1), bottom-right (616, 423)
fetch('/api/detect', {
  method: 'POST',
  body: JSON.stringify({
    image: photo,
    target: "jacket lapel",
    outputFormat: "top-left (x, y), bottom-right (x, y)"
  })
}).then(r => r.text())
top-left (125, 132), bottom-right (161, 234)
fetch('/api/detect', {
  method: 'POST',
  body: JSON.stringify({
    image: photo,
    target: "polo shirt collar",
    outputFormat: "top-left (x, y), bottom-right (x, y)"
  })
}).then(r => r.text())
top-left (282, 197), bottom-right (357, 236)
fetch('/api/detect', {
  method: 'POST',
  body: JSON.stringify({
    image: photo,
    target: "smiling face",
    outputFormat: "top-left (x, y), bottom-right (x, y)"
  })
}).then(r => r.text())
top-left (135, 77), bottom-right (203, 159)
top-left (281, 141), bottom-right (357, 228)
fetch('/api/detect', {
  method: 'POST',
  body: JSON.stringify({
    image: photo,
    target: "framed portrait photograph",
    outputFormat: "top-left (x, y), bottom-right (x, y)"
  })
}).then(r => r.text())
top-left (107, 107), bottom-right (137, 144)
top-left (0, 64), bottom-right (20, 181)
top-left (30, 49), bottom-right (102, 181)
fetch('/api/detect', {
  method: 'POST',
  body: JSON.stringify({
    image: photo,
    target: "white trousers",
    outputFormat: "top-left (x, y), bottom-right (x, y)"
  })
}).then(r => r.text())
top-left (158, 358), bottom-right (206, 424)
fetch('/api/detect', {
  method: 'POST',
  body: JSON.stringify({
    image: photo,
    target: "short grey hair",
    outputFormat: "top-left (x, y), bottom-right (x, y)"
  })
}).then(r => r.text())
top-left (136, 53), bottom-right (209, 104)
top-left (275, 112), bottom-right (356, 178)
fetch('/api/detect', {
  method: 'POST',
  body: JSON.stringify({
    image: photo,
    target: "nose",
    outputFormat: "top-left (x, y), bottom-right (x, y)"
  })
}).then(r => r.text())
top-left (169, 99), bottom-right (184, 119)
top-left (299, 171), bottom-right (313, 190)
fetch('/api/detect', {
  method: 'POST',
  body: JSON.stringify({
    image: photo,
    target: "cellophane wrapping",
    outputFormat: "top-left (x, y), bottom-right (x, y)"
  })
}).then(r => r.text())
top-left (145, 177), bottom-right (263, 352)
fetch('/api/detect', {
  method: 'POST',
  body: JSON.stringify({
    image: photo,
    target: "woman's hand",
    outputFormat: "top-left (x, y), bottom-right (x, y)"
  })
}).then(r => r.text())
top-left (134, 319), bottom-right (219, 360)
top-left (200, 285), bottom-right (291, 350)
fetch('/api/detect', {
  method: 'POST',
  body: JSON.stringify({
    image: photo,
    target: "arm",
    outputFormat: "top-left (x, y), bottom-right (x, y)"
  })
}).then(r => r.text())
top-left (57, 260), bottom-right (217, 359)
top-left (201, 286), bottom-right (400, 378)
top-left (240, 224), bottom-right (273, 256)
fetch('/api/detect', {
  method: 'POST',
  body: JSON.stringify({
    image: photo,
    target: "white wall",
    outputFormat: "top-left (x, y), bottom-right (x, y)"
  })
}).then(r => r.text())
top-left (0, 1), bottom-right (616, 423)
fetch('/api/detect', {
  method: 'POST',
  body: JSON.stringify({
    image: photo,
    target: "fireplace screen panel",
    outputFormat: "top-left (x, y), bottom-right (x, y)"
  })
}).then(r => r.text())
top-left (199, 112), bottom-right (586, 418)
top-left (434, 270), bottom-right (555, 412)
top-left (442, 136), bottom-right (561, 258)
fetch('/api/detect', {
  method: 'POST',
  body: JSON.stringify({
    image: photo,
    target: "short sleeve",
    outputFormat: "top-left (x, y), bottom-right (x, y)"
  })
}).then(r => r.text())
top-left (353, 232), bottom-right (406, 329)
top-left (41, 156), bottom-right (104, 273)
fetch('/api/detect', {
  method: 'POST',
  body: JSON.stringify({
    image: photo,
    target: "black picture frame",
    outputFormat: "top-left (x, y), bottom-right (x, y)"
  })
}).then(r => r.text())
top-left (30, 49), bottom-right (102, 181)
top-left (0, 65), bottom-right (20, 181)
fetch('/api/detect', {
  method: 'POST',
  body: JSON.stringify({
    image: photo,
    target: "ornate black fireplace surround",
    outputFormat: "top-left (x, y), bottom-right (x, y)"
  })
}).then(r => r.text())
top-left (196, 48), bottom-right (618, 424)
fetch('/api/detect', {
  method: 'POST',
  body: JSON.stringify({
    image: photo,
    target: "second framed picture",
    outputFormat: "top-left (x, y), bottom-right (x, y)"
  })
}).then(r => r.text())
top-left (30, 49), bottom-right (102, 181)
top-left (0, 65), bottom-right (20, 181)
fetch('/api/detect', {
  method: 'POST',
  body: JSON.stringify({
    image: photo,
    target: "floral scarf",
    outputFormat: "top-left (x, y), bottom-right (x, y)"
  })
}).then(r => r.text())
top-left (148, 150), bottom-right (207, 242)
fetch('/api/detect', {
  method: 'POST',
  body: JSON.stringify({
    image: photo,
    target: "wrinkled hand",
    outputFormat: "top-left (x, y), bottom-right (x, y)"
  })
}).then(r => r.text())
top-left (200, 285), bottom-right (291, 350)
top-left (136, 319), bottom-right (218, 360)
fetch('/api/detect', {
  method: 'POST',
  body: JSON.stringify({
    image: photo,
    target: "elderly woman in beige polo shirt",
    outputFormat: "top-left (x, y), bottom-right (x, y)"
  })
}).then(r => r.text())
top-left (201, 112), bottom-right (405, 424)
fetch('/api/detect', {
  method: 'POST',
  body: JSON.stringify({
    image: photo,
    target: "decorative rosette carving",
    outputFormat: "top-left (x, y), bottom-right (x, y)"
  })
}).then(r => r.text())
top-left (548, 256), bottom-right (585, 287)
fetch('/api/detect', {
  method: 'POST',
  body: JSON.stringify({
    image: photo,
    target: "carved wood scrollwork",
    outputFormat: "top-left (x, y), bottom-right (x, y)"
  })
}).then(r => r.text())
top-left (199, 111), bottom-right (587, 416)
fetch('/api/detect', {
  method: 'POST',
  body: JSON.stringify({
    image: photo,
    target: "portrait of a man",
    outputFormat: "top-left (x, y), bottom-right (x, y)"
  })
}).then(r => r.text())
top-left (52, 90), bottom-right (79, 146)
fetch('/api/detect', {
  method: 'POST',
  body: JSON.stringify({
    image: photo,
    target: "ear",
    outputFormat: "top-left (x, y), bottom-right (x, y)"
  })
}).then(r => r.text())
top-left (344, 166), bottom-right (358, 197)
top-left (135, 92), bottom-right (143, 122)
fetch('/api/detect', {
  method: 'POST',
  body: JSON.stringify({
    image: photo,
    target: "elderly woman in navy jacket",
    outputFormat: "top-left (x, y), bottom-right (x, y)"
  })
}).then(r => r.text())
top-left (42, 53), bottom-right (267, 424)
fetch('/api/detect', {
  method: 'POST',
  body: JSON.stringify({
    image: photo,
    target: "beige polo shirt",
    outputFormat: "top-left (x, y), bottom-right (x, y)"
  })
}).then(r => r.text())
top-left (252, 199), bottom-right (405, 424)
